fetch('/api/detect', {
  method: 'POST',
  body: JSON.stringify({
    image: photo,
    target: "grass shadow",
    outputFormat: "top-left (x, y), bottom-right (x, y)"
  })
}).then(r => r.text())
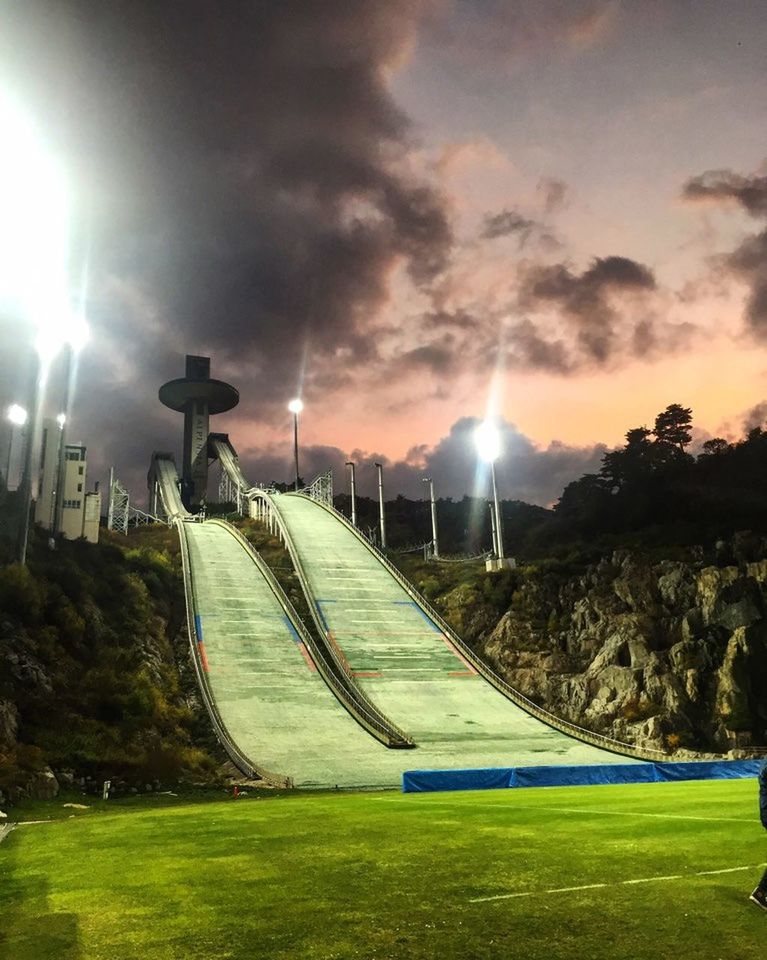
top-left (0, 829), bottom-right (82, 960)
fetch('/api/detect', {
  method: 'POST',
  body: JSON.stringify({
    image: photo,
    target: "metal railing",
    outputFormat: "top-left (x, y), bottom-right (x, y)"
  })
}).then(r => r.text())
top-left (175, 517), bottom-right (293, 787)
top-left (294, 493), bottom-right (673, 763)
top-left (248, 489), bottom-right (415, 748)
top-left (208, 518), bottom-right (418, 748)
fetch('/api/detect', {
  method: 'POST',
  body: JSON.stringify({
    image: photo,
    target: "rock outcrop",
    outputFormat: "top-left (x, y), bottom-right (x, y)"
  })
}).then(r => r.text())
top-left (470, 541), bottom-right (767, 754)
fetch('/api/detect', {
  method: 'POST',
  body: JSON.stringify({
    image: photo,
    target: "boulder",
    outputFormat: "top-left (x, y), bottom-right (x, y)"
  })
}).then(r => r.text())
top-left (27, 766), bottom-right (59, 801)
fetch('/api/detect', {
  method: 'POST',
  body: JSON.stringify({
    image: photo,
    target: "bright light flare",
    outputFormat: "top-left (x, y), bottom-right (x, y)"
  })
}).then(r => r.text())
top-left (288, 398), bottom-right (304, 414)
top-left (56, 412), bottom-right (66, 428)
top-left (0, 93), bottom-right (84, 356)
top-left (7, 404), bottom-right (28, 426)
top-left (474, 420), bottom-right (501, 463)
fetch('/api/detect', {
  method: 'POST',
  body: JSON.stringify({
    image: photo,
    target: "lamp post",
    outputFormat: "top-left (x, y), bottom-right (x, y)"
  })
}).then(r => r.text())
top-left (345, 460), bottom-right (357, 526)
top-left (5, 404), bottom-right (27, 489)
top-left (374, 461), bottom-right (386, 549)
top-left (421, 476), bottom-right (439, 559)
top-left (488, 500), bottom-right (498, 560)
top-left (51, 412), bottom-right (66, 535)
top-left (288, 398), bottom-right (303, 492)
top-left (474, 420), bottom-right (505, 565)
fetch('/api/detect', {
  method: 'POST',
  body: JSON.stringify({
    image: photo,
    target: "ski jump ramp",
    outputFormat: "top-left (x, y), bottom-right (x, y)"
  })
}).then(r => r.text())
top-left (152, 447), bottom-right (667, 787)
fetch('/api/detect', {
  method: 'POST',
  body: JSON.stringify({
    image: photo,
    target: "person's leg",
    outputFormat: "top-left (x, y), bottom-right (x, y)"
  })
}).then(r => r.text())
top-left (750, 867), bottom-right (767, 909)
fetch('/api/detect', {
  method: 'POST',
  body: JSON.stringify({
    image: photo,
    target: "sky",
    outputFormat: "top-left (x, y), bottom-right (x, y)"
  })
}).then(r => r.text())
top-left (1, 0), bottom-right (767, 506)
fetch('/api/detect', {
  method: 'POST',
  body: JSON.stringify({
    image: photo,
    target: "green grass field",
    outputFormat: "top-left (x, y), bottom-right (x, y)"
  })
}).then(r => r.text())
top-left (1, 779), bottom-right (765, 959)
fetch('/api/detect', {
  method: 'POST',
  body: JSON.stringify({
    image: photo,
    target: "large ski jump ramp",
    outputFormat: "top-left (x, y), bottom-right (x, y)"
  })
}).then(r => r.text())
top-left (156, 450), bottom-right (658, 788)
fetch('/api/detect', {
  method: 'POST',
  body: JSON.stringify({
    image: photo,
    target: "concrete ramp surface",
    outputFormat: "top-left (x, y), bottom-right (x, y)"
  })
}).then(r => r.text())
top-left (268, 493), bottom-right (642, 772)
top-left (183, 520), bottom-right (402, 786)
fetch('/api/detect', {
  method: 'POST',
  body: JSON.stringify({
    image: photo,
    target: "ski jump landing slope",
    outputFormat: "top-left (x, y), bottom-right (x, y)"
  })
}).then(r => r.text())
top-left (246, 491), bottom-right (655, 784)
top-left (159, 450), bottom-right (655, 787)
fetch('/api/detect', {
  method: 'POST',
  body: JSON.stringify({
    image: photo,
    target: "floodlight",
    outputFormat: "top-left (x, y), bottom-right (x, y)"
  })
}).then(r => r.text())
top-left (7, 404), bottom-right (27, 426)
top-left (474, 420), bottom-right (501, 463)
top-left (56, 413), bottom-right (66, 428)
top-left (288, 398), bottom-right (304, 414)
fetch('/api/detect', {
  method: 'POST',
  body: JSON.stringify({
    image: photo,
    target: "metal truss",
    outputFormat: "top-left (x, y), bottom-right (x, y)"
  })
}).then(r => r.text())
top-left (301, 469), bottom-right (333, 507)
top-left (108, 469), bottom-right (170, 534)
top-left (107, 473), bottom-right (130, 534)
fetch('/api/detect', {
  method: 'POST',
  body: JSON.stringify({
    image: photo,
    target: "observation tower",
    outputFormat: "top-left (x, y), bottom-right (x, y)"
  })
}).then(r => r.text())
top-left (159, 355), bottom-right (239, 508)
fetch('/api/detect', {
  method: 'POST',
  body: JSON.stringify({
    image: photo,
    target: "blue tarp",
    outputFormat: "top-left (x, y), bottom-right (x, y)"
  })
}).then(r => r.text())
top-left (402, 759), bottom-right (764, 793)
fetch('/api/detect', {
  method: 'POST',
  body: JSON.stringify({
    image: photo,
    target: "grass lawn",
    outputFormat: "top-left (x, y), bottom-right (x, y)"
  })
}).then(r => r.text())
top-left (1, 778), bottom-right (765, 959)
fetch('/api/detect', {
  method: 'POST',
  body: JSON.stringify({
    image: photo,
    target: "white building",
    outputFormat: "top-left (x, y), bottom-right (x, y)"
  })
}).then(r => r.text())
top-left (34, 418), bottom-right (100, 543)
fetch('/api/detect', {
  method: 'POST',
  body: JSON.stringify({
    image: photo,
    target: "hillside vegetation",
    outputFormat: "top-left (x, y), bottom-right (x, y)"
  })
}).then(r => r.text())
top-left (0, 527), bottom-right (218, 805)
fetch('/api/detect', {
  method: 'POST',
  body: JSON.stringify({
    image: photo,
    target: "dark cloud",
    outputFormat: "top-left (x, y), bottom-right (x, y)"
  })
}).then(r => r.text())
top-left (683, 166), bottom-right (767, 338)
top-left (537, 176), bottom-right (568, 215)
top-left (234, 415), bottom-right (607, 508)
top-left (743, 401), bottom-right (767, 434)
top-left (0, 1), bottom-right (452, 479)
top-left (480, 208), bottom-right (560, 251)
top-left (519, 256), bottom-right (656, 364)
top-left (682, 170), bottom-right (767, 217)
top-left (480, 209), bottom-right (536, 243)
top-left (506, 319), bottom-right (572, 374)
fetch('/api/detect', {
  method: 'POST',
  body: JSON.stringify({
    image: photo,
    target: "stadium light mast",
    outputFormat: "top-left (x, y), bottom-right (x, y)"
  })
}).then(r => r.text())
top-left (474, 420), bottom-right (505, 564)
top-left (288, 398), bottom-right (303, 492)
top-left (421, 476), bottom-right (439, 559)
top-left (374, 461), bottom-right (386, 549)
top-left (5, 404), bottom-right (27, 488)
top-left (0, 94), bottom-right (90, 563)
top-left (345, 460), bottom-right (357, 526)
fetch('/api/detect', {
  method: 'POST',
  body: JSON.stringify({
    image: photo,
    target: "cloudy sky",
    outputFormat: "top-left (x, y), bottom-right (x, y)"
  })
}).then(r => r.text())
top-left (1, 1), bottom-right (767, 505)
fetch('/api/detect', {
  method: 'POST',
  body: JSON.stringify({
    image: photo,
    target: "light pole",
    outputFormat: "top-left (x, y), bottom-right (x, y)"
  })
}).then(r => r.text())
top-left (0, 95), bottom-right (88, 563)
top-left (51, 412), bottom-right (66, 535)
top-left (374, 461), bottom-right (386, 549)
top-left (5, 404), bottom-right (27, 489)
top-left (345, 460), bottom-right (357, 526)
top-left (288, 398), bottom-right (303, 492)
top-left (421, 476), bottom-right (439, 559)
top-left (474, 420), bottom-right (505, 565)
top-left (488, 501), bottom-right (498, 560)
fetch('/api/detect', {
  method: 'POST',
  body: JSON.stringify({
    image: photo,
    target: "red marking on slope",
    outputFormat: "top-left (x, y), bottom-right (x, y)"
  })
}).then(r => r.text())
top-left (298, 643), bottom-right (317, 672)
top-left (441, 635), bottom-right (478, 674)
top-left (449, 670), bottom-right (475, 677)
top-left (353, 671), bottom-right (383, 678)
top-left (198, 642), bottom-right (210, 673)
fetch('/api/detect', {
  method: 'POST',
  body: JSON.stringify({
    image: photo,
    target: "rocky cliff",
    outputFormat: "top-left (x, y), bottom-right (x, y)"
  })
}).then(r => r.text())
top-left (468, 537), bottom-right (767, 755)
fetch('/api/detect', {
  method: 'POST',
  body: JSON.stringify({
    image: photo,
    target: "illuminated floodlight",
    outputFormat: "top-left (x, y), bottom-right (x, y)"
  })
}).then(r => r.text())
top-left (474, 420), bottom-right (501, 463)
top-left (7, 404), bottom-right (28, 426)
top-left (0, 94), bottom-right (69, 313)
top-left (288, 398), bottom-right (304, 414)
top-left (56, 412), bottom-right (66, 428)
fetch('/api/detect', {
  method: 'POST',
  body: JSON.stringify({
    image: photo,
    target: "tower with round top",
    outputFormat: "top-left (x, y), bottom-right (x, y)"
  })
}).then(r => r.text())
top-left (159, 355), bottom-right (239, 508)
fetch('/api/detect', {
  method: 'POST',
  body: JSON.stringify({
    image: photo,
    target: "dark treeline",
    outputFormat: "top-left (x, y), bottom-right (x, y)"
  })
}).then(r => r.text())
top-left (317, 403), bottom-right (767, 557)
top-left (546, 403), bottom-right (767, 551)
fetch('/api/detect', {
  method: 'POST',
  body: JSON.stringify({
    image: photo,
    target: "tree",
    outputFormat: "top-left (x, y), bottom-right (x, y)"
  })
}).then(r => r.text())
top-left (599, 426), bottom-right (654, 489)
top-left (700, 438), bottom-right (730, 456)
top-left (653, 404), bottom-right (693, 452)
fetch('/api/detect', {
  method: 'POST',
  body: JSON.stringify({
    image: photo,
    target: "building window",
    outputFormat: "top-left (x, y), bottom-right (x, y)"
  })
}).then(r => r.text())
top-left (66, 451), bottom-right (80, 461)
top-left (78, 466), bottom-right (84, 475)
top-left (77, 483), bottom-right (82, 492)
top-left (63, 499), bottom-right (82, 509)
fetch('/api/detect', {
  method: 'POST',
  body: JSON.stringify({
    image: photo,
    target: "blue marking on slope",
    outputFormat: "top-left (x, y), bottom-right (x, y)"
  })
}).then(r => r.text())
top-left (314, 601), bottom-right (330, 633)
top-left (282, 615), bottom-right (302, 644)
top-left (194, 614), bottom-right (203, 642)
top-left (395, 600), bottom-right (441, 632)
